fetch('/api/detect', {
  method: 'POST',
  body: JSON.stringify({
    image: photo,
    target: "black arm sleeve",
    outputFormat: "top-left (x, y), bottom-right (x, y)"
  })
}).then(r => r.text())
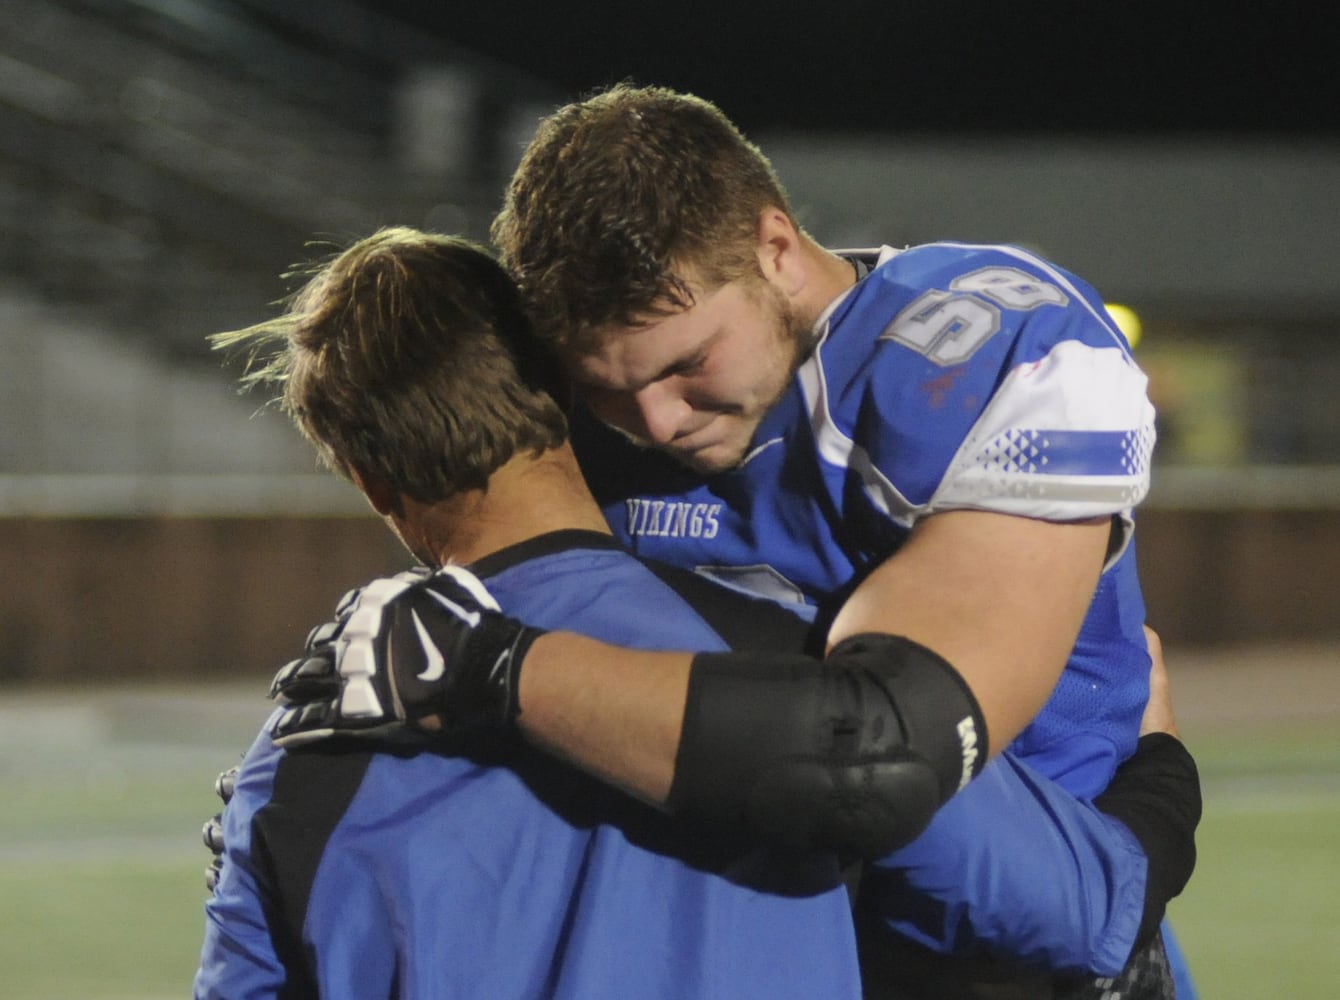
top-left (1093, 732), bottom-right (1202, 949)
top-left (665, 632), bottom-right (988, 860)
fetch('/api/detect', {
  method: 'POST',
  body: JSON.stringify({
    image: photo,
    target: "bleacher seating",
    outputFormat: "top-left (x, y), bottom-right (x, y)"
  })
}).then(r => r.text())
top-left (0, 0), bottom-right (556, 359)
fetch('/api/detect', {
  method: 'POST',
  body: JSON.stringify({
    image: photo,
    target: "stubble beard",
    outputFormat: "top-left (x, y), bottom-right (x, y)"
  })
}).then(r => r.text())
top-left (593, 280), bottom-right (816, 474)
top-left (677, 287), bottom-right (813, 474)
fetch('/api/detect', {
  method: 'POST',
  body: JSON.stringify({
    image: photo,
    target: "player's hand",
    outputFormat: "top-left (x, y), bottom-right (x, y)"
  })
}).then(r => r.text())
top-left (268, 566), bottom-right (545, 748)
top-left (265, 585), bottom-right (365, 711)
top-left (1139, 624), bottom-right (1180, 739)
top-left (203, 763), bottom-right (238, 892)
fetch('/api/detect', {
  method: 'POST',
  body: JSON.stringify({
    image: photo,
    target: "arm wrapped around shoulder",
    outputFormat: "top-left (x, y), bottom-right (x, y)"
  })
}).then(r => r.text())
top-left (666, 633), bottom-right (988, 860)
top-left (1093, 732), bottom-right (1202, 949)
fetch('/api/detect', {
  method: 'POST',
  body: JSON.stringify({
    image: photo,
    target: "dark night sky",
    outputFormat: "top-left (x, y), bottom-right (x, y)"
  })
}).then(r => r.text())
top-left (371, 1), bottom-right (1339, 137)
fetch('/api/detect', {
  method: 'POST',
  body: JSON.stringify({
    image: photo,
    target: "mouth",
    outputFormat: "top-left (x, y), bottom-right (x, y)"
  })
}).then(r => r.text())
top-left (601, 412), bottom-right (741, 470)
top-left (662, 426), bottom-right (748, 473)
top-left (666, 421), bottom-right (722, 454)
top-left (605, 423), bottom-right (716, 463)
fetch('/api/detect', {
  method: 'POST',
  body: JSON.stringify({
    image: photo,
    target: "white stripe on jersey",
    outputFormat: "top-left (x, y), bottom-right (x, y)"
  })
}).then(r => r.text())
top-left (934, 340), bottom-right (1154, 518)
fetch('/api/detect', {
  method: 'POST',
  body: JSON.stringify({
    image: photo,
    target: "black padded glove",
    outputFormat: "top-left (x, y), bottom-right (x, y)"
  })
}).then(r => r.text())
top-left (268, 566), bottom-right (544, 747)
top-left (266, 585), bottom-right (364, 705)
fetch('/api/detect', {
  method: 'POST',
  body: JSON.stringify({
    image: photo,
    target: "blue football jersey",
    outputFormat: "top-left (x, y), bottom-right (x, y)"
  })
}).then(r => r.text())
top-left (576, 242), bottom-right (1158, 799)
top-left (196, 533), bottom-right (1163, 992)
top-left (195, 534), bottom-right (862, 1000)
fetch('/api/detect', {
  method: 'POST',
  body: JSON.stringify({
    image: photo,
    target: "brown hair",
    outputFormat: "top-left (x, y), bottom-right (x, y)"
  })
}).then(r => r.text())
top-left (491, 83), bottom-right (795, 352)
top-left (214, 227), bottom-right (568, 501)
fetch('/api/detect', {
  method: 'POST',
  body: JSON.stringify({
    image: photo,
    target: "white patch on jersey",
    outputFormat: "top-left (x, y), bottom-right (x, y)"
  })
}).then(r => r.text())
top-left (933, 341), bottom-right (1155, 567)
top-left (691, 563), bottom-right (811, 608)
top-left (799, 243), bottom-right (1152, 560)
top-left (796, 334), bottom-right (922, 529)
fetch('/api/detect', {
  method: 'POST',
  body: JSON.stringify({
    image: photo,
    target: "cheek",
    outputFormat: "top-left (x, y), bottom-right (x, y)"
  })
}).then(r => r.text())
top-left (582, 389), bottom-right (640, 432)
top-left (715, 355), bottom-right (781, 408)
top-left (679, 373), bottom-right (735, 410)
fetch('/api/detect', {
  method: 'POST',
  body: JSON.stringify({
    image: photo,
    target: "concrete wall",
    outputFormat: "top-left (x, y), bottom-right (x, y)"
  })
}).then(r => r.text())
top-left (1137, 508), bottom-right (1340, 645)
top-left (0, 516), bottom-right (403, 685)
top-left (2, 508), bottom-right (1336, 685)
top-left (765, 136), bottom-right (1340, 322)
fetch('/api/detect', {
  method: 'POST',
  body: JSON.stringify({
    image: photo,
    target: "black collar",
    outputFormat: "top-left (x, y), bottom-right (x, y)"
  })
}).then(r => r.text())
top-left (466, 529), bottom-right (622, 580)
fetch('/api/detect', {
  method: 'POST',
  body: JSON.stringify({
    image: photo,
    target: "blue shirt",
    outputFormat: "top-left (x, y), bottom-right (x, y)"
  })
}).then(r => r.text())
top-left (195, 533), bottom-right (862, 1000)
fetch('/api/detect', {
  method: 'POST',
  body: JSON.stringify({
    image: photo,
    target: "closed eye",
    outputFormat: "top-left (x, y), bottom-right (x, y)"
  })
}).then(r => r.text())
top-left (664, 353), bottom-right (707, 379)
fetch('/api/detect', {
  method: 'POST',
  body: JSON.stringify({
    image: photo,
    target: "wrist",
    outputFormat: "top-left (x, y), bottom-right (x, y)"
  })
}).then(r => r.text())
top-left (448, 616), bottom-right (544, 727)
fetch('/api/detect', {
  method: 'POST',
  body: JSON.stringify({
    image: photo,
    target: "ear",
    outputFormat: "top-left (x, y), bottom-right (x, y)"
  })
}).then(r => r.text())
top-left (755, 207), bottom-right (806, 298)
top-left (350, 466), bottom-right (400, 517)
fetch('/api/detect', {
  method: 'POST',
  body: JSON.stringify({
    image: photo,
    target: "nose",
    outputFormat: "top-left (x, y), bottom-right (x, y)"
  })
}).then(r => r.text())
top-left (584, 381), bottom-right (693, 446)
top-left (631, 382), bottom-right (692, 445)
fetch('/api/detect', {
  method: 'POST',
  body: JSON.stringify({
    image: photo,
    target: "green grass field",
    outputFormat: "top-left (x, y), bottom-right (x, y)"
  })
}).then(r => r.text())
top-left (2, 677), bottom-right (1337, 999)
top-left (1163, 722), bottom-right (1340, 997)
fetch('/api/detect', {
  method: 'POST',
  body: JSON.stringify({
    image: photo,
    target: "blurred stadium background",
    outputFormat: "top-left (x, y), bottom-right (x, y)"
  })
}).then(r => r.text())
top-left (0, 1), bottom-right (1336, 996)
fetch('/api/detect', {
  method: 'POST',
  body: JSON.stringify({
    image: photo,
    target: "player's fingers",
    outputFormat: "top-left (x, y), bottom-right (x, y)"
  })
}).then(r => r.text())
top-left (1142, 623), bottom-right (1164, 662)
top-left (268, 699), bottom-right (340, 745)
top-left (270, 657), bottom-right (304, 700)
top-left (1139, 624), bottom-right (1179, 738)
top-left (203, 814), bottom-right (225, 855)
top-left (304, 619), bottom-right (343, 653)
top-left (214, 766), bottom-right (239, 805)
top-left (333, 586), bottom-right (362, 619)
top-left (270, 653), bottom-right (338, 703)
top-left (271, 727), bottom-right (336, 750)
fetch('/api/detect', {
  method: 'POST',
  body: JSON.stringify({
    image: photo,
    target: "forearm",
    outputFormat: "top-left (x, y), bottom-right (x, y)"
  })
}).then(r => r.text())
top-left (517, 631), bottom-right (986, 858)
top-left (858, 732), bottom-right (1200, 976)
top-left (290, 569), bottom-right (987, 857)
top-left (1093, 732), bottom-right (1202, 949)
top-left (515, 631), bottom-right (691, 807)
top-left (860, 754), bottom-right (1148, 977)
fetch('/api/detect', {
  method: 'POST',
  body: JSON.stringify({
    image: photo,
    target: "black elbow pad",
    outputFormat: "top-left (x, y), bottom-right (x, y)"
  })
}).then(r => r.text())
top-left (826, 632), bottom-right (988, 800)
top-left (667, 633), bottom-right (987, 859)
top-left (745, 746), bottom-right (945, 860)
